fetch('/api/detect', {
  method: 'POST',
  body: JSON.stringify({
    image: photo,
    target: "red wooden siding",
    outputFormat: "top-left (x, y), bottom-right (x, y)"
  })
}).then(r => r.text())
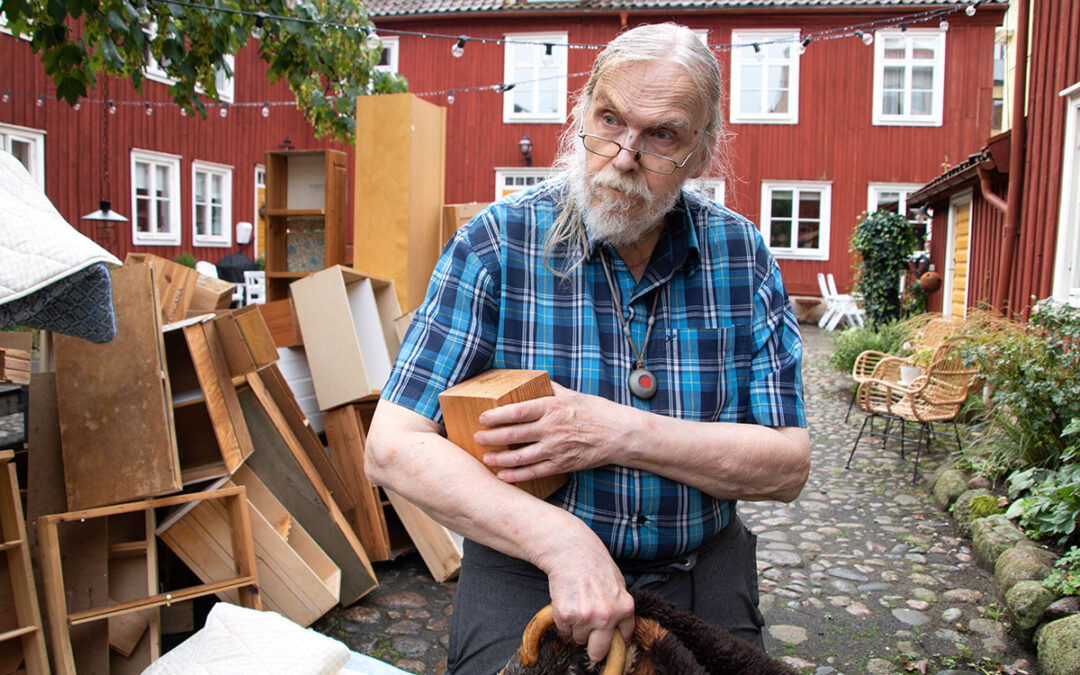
top-left (378, 8), bottom-right (1003, 296)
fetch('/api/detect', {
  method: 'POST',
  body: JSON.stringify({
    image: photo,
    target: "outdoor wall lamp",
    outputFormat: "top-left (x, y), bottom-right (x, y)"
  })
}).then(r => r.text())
top-left (518, 133), bottom-right (533, 167)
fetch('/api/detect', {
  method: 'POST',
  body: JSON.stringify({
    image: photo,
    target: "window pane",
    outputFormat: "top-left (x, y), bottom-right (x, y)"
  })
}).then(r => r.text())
top-left (798, 191), bottom-right (821, 220)
top-left (157, 200), bottom-right (170, 233)
top-left (882, 91), bottom-right (902, 115)
top-left (135, 162), bottom-right (149, 193)
top-left (910, 91), bottom-right (932, 115)
top-left (883, 66), bottom-right (904, 90)
top-left (211, 174), bottom-right (223, 203)
top-left (211, 204), bottom-right (221, 235)
top-left (912, 38), bottom-right (937, 60)
top-left (884, 38), bottom-right (906, 59)
top-left (155, 165), bottom-right (169, 198)
top-left (912, 66), bottom-right (934, 90)
top-left (771, 190), bottom-right (793, 218)
top-left (769, 90), bottom-right (788, 115)
top-left (512, 42), bottom-right (532, 62)
top-left (766, 42), bottom-right (789, 60)
top-left (9, 138), bottom-right (31, 169)
top-left (741, 86), bottom-right (762, 114)
top-left (797, 219), bottom-right (819, 249)
top-left (195, 204), bottom-right (207, 235)
top-left (195, 172), bottom-right (205, 203)
top-left (769, 222), bottom-right (792, 248)
top-left (876, 191), bottom-right (902, 213)
top-left (137, 199), bottom-right (150, 232)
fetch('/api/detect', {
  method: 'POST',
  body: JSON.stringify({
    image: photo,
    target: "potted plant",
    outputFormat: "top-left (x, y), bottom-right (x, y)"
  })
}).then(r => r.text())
top-left (899, 346), bottom-right (935, 385)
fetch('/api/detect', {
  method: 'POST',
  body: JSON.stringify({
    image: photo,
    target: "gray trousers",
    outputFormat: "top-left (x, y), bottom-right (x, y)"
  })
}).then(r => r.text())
top-left (447, 513), bottom-right (765, 674)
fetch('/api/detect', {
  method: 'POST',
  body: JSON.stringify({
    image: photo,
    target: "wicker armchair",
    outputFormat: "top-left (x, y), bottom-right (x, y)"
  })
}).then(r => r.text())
top-left (846, 346), bottom-right (977, 484)
top-left (844, 317), bottom-right (959, 423)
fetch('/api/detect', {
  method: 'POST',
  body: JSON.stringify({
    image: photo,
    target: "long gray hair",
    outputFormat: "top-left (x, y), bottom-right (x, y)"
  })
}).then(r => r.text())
top-left (543, 23), bottom-right (730, 277)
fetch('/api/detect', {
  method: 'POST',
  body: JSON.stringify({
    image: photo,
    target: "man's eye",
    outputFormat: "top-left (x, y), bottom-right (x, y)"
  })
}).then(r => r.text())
top-left (653, 130), bottom-right (674, 142)
top-left (601, 114), bottom-right (619, 126)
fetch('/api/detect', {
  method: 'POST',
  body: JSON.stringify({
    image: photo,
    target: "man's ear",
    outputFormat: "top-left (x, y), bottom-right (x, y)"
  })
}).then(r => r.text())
top-left (689, 157), bottom-right (708, 179)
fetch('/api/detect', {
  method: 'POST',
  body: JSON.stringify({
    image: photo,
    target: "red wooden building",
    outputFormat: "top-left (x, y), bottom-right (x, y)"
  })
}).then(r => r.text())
top-left (1, 1), bottom-right (1007, 299)
top-left (369, 0), bottom-right (1007, 296)
top-left (911, 0), bottom-right (1080, 319)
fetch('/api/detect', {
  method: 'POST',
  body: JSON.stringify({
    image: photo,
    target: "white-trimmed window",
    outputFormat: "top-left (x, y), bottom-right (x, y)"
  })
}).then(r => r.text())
top-left (1, 123), bottom-right (46, 190)
top-left (131, 149), bottom-right (182, 246)
top-left (503, 32), bottom-right (568, 124)
top-left (867, 183), bottom-right (927, 221)
top-left (495, 168), bottom-right (552, 199)
top-left (143, 27), bottom-right (234, 103)
top-left (687, 176), bottom-right (725, 205)
top-left (730, 29), bottom-right (800, 124)
top-left (760, 181), bottom-right (832, 260)
top-left (375, 36), bottom-right (399, 74)
top-left (873, 29), bottom-right (946, 126)
top-left (1053, 82), bottom-right (1080, 306)
top-left (192, 161), bottom-right (232, 247)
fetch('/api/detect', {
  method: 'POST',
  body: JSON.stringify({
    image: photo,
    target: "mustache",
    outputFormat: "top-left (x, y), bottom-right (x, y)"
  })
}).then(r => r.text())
top-left (590, 170), bottom-right (651, 202)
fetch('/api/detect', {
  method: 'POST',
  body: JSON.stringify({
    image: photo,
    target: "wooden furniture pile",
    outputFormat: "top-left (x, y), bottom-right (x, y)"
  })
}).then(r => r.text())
top-left (0, 255), bottom-right (461, 673)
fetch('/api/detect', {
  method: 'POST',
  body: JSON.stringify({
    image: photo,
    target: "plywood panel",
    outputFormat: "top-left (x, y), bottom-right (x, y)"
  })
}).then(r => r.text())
top-left (54, 263), bottom-right (180, 510)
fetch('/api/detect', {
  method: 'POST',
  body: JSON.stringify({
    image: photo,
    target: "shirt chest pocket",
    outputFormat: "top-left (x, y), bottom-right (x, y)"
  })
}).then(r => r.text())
top-left (657, 327), bottom-right (750, 422)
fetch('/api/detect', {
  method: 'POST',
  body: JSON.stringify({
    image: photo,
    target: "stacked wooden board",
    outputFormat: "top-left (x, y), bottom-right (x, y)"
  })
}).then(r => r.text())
top-left (7, 258), bottom-right (467, 673)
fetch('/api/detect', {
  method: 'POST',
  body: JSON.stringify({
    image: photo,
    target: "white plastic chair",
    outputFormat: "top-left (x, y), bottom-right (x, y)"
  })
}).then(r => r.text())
top-left (243, 270), bottom-right (266, 305)
top-left (817, 273), bottom-right (865, 330)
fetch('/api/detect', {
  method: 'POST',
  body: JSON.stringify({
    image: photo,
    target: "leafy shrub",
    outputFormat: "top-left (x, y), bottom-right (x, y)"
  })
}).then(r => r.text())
top-left (173, 252), bottom-right (197, 268)
top-left (1043, 546), bottom-right (1080, 597)
top-left (826, 315), bottom-right (925, 374)
top-left (1004, 418), bottom-right (1080, 546)
top-left (850, 210), bottom-right (923, 327)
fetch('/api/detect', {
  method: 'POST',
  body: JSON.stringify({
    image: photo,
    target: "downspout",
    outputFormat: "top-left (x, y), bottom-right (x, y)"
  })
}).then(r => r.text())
top-left (992, 0), bottom-right (1030, 315)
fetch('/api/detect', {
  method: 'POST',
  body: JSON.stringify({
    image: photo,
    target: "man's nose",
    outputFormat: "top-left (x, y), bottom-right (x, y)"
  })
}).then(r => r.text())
top-left (610, 141), bottom-right (642, 172)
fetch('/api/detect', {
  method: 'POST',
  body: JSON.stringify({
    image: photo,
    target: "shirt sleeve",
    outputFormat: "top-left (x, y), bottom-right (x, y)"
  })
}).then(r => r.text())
top-left (380, 210), bottom-right (503, 424)
top-left (747, 248), bottom-right (807, 428)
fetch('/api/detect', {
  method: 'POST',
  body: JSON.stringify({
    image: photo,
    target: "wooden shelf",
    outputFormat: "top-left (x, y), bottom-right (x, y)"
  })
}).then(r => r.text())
top-left (266, 271), bottom-right (311, 280)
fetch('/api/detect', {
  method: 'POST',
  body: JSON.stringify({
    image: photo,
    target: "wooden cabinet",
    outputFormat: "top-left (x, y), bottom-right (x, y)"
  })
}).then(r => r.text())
top-left (264, 150), bottom-right (348, 302)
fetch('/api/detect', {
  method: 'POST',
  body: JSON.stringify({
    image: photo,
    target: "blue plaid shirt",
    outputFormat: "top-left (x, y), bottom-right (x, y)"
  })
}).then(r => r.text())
top-left (382, 176), bottom-right (805, 560)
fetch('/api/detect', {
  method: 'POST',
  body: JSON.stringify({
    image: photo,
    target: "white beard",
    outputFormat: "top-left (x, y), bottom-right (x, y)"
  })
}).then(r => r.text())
top-left (567, 148), bottom-right (681, 248)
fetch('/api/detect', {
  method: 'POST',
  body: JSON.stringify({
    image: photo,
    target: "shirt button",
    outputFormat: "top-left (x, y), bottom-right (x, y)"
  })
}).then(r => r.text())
top-left (636, 515), bottom-right (647, 525)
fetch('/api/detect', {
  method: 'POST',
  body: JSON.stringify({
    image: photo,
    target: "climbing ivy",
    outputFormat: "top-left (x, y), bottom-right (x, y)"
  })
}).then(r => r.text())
top-left (850, 210), bottom-right (922, 328)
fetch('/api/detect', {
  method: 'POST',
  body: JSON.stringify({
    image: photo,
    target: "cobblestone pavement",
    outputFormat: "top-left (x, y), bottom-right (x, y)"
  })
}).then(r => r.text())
top-left (0, 324), bottom-right (1037, 674)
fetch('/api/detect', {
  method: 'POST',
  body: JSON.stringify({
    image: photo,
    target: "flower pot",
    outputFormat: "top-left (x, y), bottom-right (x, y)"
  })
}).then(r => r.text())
top-left (900, 365), bottom-right (922, 386)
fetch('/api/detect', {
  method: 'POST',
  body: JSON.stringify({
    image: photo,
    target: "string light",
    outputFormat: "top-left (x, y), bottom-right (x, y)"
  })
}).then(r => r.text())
top-left (542, 43), bottom-right (555, 67)
top-left (36, 95), bottom-right (44, 107)
top-left (108, 100), bottom-right (117, 115)
top-left (1, 91), bottom-right (9, 103)
top-left (251, 13), bottom-right (266, 40)
top-left (939, 18), bottom-right (950, 31)
top-left (446, 92), bottom-right (455, 105)
top-left (799, 37), bottom-right (812, 55)
top-left (219, 104), bottom-right (228, 118)
top-left (73, 100), bottom-right (81, 111)
top-left (365, 27), bottom-right (381, 50)
top-left (965, 2), bottom-right (978, 17)
top-left (451, 37), bottom-right (466, 58)
top-left (145, 102), bottom-right (153, 116)
top-left (261, 103), bottom-right (270, 117)
top-left (180, 106), bottom-right (188, 117)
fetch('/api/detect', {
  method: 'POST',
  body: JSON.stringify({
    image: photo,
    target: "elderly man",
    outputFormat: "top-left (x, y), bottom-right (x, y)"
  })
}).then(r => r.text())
top-left (366, 22), bottom-right (810, 673)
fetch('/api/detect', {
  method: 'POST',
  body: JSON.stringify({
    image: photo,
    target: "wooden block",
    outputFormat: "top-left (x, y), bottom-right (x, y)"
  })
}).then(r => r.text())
top-left (237, 383), bottom-right (378, 606)
top-left (190, 273), bottom-right (236, 313)
top-left (384, 490), bottom-right (461, 583)
top-left (257, 299), bottom-right (303, 348)
top-left (290, 265), bottom-right (401, 411)
top-left (0, 347), bottom-right (31, 384)
top-left (55, 263), bottom-right (181, 510)
top-left (213, 305), bottom-right (280, 377)
top-left (439, 370), bottom-right (567, 499)
top-left (322, 404), bottom-right (391, 561)
top-left (158, 467), bottom-right (341, 627)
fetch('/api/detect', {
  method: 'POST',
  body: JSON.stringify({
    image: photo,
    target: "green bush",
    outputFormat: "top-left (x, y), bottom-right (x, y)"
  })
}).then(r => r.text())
top-left (1005, 417), bottom-right (1080, 546)
top-left (1044, 546), bottom-right (1080, 597)
top-left (850, 210), bottom-right (922, 327)
top-left (173, 252), bottom-right (197, 268)
top-left (827, 317), bottom-right (919, 374)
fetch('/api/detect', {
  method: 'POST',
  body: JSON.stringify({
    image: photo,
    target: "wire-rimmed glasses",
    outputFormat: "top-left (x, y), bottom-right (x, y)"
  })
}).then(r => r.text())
top-left (577, 128), bottom-right (701, 175)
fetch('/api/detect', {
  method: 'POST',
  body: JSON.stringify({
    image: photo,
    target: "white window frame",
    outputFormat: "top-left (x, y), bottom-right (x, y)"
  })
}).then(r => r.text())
top-left (730, 29), bottom-right (800, 125)
top-left (687, 176), bottom-right (725, 205)
top-left (867, 183), bottom-right (925, 217)
top-left (494, 168), bottom-right (552, 200)
top-left (872, 29), bottom-right (946, 127)
top-left (143, 27), bottom-right (234, 103)
top-left (1, 122), bottom-right (46, 191)
top-left (502, 32), bottom-right (568, 124)
top-left (191, 160), bottom-right (233, 247)
top-left (760, 180), bottom-right (832, 261)
top-left (131, 148), bottom-right (182, 246)
top-left (1053, 82), bottom-right (1080, 306)
top-left (375, 36), bottom-right (399, 74)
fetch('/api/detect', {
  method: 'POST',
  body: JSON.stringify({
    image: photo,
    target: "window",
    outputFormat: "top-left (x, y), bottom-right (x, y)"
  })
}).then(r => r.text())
top-left (760, 181), bottom-right (832, 260)
top-left (730, 29), bottom-right (800, 124)
top-left (131, 149), bottom-right (181, 246)
top-left (495, 168), bottom-right (552, 199)
top-left (687, 176), bottom-right (725, 205)
top-left (375, 36), bottom-right (399, 74)
top-left (868, 183), bottom-right (931, 242)
top-left (873, 29), bottom-right (946, 126)
top-left (143, 26), bottom-right (234, 102)
top-left (1, 123), bottom-right (46, 190)
top-left (192, 161), bottom-right (232, 247)
top-left (1053, 83), bottom-right (1080, 306)
top-left (503, 32), bottom-right (568, 124)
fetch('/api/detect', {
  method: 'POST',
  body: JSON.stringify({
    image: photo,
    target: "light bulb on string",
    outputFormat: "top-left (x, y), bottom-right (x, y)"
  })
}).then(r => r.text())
top-left (751, 42), bottom-right (763, 61)
top-left (261, 103), bottom-right (270, 118)
top-left (180, 106), bottom-right (188, 117)
top-left (447, 92), bottom-right (455, 105)
top-left (856, 30), bottom-right (874, 46)
top-left (251, 14), bottom-right (266, 40)
top-left (939, 18), bottom-right (950, 31)
top-left (965, 3), bottom-right (977, 17)
top-left (36, 95), bottom-right (44, 107)
top-left (73, 100), bottom-right (81, 111)
top-left (219, 104), bottom-right (228, 118)
top-left (1, 91), bottom-right (9, 103)
top-left (365, 27), bottom-right (382, 50)
top-left (541, 43), bottom-right (555, 67)
top-left (799, 37), bottom-right (812, 55)
top-left (452, 37), bottom-right (466, 58)
top-left (108, 100), bottom-right (117, 115)
top-left (145, 103), bottom-right (153, 116)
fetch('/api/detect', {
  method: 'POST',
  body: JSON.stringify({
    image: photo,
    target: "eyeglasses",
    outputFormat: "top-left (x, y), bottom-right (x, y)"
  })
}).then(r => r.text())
top-left (577, 128), bottom-right (702, 175)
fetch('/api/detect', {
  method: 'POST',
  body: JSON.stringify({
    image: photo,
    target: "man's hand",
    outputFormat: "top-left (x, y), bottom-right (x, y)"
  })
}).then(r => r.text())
top-left (474, 382), bottom-right (629, 483)
top-left (540, 533), bottom-right (636, 664)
